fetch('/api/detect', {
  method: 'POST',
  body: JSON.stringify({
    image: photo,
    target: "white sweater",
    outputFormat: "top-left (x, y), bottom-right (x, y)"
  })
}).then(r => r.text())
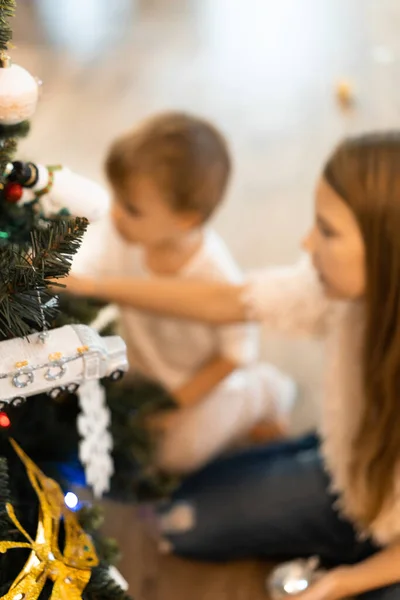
top-left (244, 257), bottom-right (399, 546)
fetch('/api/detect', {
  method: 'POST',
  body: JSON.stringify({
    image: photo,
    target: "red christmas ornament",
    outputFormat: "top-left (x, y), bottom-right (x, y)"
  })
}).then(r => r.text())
top-left (0, 412), bottom-right (11, 428)
top-left (4, 182), bottom-right (23, 203)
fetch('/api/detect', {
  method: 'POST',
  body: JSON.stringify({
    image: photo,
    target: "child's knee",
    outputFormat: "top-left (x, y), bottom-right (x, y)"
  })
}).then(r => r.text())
top-left (156, 446), bottom-right (203, 474)
top-left (156, 434), bottom-right (209, 474)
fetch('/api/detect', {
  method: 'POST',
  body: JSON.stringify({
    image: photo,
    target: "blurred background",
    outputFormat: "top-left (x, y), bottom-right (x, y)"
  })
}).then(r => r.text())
top-left (10, 1), bottom-right (400, 596)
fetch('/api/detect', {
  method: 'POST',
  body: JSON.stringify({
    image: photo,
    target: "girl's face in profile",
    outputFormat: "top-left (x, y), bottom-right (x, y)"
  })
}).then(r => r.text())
top-left (303, 177), bottom-right (366, 300)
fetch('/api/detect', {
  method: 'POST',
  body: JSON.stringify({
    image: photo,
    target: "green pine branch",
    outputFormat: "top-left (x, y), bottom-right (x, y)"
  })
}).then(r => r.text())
top-left (0, 218), bottom-right (88, 340)
top-left (0, 457), bottom-right (10, 538)
top-left (0, 203), bottom-right (37, 249)
top-left (30, 217), bottom-right (89, 282)
top-left (0, 123), bottom-right (30, 142)
top-left (0, 248), bottom-right (54, 338)
top-left (0, 456), bottom-right (21, 595)
top-left (0, 0), bottom-right (15, 52)
top-left (0, 123), bottom-right (30, 182)
top-left (84, 565), bottom-right (131, 600)
top-left (0, 137), bottom-right (16, 181)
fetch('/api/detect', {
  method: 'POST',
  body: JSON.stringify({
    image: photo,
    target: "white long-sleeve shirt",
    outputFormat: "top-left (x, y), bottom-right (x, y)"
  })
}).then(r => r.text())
top-left (244, 258), bottom-right (399, 546)
top-left (73, 218), bottom-right (258, 392)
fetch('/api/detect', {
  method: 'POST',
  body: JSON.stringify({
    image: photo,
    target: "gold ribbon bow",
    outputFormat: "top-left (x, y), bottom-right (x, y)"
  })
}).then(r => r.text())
top-left (0, 439), bottom-right (99, 600)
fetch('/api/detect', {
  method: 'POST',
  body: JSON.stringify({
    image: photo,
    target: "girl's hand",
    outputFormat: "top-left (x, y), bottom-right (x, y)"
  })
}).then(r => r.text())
top-left (297, 568), bottom-right (351, 600)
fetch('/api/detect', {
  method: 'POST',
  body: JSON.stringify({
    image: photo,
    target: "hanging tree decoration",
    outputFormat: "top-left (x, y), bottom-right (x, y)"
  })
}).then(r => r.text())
top-left (4, 159), bottom-right (110, 220)
top-left (0, 0), bottom-right (40, 246)
top-left (0, 0), bottom-right (36, 179)
top-left (0, 1), bottom-right (108, 242)
top-left (0, 0), bottom-right (39, 126)
top-left (0, 58), bottom-right (39, 126)
top-left (0, 157), bottom-right (109, 245)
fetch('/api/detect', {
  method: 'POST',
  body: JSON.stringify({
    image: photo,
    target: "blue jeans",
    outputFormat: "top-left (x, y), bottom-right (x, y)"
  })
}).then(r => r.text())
top-left (157, 435), bottom-right (400, 599)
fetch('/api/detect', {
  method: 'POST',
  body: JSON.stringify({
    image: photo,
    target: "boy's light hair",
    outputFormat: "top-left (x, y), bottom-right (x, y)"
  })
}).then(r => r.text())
top-left (105, 112), bottom-right (231, 221)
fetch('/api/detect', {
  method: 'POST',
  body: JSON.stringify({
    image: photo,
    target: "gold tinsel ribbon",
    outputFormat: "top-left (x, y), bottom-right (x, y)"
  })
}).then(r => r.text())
top-left (0, 439), bottom-right (99, 600)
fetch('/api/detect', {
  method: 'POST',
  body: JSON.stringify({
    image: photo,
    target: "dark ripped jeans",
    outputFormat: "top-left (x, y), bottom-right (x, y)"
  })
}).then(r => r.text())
top-left (157, 435), bottom-right (400, 599)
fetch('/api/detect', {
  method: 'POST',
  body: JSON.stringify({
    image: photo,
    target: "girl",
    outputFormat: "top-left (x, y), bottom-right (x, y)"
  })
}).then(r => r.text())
top-left (66, 132), bottom-right (400, 599)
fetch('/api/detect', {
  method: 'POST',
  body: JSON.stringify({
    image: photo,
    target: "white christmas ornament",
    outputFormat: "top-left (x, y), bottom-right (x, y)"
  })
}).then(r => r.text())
top-left (0, 63), bottom-right (39, 125)
top-left (0, 322), bottom-right (128, 498)
top-left (20, 165), bottom-right (110, 222)
top-left (78, 379), bottom-right (114, 498)
top-left (267, 558), bottom-right (324, 599)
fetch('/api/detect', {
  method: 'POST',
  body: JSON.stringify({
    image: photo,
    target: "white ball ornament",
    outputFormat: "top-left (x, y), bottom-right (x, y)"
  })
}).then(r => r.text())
top-left (0, 59), bottom-right (39, 125)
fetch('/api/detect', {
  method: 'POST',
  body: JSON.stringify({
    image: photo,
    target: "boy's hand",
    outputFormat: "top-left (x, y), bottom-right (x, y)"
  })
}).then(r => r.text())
top-left (58, 274), bottom-right (96, 297)
top-left (146, 410), bottom-right (179, 435)
top-left (172, 356), bottom-right (237, 408)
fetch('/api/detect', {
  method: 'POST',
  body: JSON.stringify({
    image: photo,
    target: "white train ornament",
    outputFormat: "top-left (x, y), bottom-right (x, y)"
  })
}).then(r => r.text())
top-left (0, 324), bottom-right (128, 408)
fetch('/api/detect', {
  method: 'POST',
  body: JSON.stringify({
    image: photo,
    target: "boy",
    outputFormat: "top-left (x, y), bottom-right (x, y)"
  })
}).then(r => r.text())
top-left (72, 112), bottom-right (295, 473)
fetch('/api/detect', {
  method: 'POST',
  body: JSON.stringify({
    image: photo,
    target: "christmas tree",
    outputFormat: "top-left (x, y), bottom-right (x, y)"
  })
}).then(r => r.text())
top-left (0, 2), bottom-right (131, 598)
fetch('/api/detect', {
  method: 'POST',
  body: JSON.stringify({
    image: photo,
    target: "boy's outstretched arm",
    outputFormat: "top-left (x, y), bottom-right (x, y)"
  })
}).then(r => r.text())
top-left (64, 258), bottom-right (330, 336)
top-left (63, 274), bottom-right (246, 325)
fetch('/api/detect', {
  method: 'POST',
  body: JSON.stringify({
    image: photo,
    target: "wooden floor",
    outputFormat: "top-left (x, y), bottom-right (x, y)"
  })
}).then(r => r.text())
top-left (9, 0), bottom-right (400, 597)
top-left (100, 499), bottom-right (273, 600)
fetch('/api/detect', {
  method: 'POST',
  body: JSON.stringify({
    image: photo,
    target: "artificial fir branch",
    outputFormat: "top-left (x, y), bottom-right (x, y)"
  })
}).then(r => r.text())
top-left (85, 566), bottom-right (130, 600)
top-left (30, 216), bottom-right (89, 281)
top-left (0, 123), bottom-right (30, 182)
top-left (0, 251), bottom-right (55, 338)
top-left (78, 505), bottom-right (105, 533)
top-left (0, 457), bottom-right (10, 538)
top-left (0, 122), bottom-right (30, 142)
top-left (0, 458), bottom-right (10, 593)
top-left (0, 203), bottom-right (37, 248)
top-left (0, 137), bottom-right (16, 180)
top-left (0, 218), bottom-right (88, 339)
top-left (0, 0), bottom-right (15, 52)
top-left (0, 455), bottom-right (22, 595)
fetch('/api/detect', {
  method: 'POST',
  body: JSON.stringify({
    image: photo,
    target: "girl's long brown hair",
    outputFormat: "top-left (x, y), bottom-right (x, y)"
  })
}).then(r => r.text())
top-left (324, 132), bottom-right (400, 527)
